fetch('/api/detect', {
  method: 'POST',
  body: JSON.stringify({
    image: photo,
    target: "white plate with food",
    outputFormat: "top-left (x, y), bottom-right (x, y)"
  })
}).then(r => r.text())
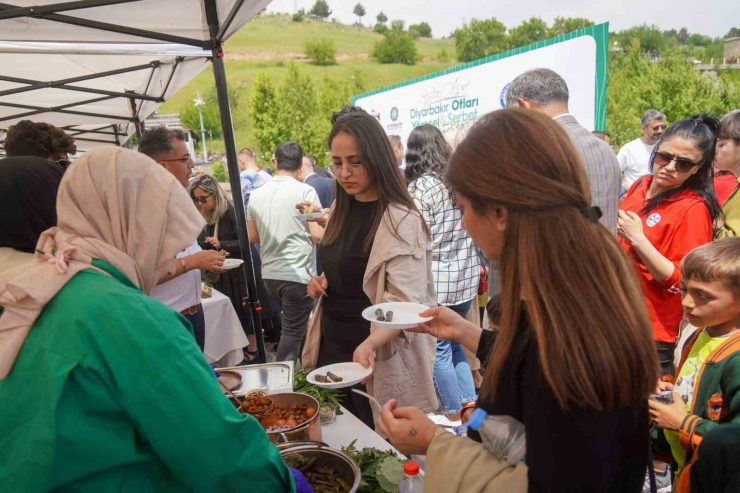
top-left (307, 362), bottom-right (373, 389)
top-left (362, 302), bottom-right (433, 330)
top-left (222, 258), bottom-right (244, 270)
top-left (295, 212), bottom-right (326, 221)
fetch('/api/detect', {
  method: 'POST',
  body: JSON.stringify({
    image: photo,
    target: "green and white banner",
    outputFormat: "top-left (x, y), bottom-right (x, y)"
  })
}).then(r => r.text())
top-left (352, 23), bottom-right (609, 146)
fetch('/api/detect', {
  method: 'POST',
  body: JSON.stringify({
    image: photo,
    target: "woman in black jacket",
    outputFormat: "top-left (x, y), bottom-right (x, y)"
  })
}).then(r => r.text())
top-left (191, 174), bottom-right (270, 361)
top-left (376, 109), bottom-right (660, 493)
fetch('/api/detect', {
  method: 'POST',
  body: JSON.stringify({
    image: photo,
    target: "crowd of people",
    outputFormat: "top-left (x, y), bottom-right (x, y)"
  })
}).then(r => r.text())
top-left (1, 65), bottom-right (740, 493)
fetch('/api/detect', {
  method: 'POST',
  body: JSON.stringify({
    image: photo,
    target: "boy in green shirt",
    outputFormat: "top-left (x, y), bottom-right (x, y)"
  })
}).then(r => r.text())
top-left (649, 237), bottom-right (740, 491)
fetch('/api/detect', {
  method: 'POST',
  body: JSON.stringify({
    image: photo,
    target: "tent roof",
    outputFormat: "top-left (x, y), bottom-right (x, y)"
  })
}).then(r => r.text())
top-left (0, 42), bottom-right (209, 149)
top-left (0, 0), bottom-right (271, 150)
top-left (0, 1), bottom-right (271, 46)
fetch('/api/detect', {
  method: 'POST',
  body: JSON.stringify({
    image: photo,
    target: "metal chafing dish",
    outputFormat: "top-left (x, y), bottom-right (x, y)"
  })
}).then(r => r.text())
top-left (216, 361), bottom-right (294, 396)
top-left (278, 441), bottom-right (361, 493)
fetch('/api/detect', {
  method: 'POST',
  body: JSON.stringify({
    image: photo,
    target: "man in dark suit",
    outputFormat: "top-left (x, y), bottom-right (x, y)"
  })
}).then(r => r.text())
top-left (305, 155), bottom-right (334, 179)
top-left (505, 68), bottom-right (620, 234)
top-left (299, 156), bottom-right (336, 208)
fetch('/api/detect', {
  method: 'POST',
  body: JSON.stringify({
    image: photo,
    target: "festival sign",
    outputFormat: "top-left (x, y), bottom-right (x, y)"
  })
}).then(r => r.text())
top-left (353, 23), bottom-right (609, 146)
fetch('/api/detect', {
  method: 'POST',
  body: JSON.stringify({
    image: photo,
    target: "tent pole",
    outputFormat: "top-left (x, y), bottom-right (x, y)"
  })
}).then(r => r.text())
top-left (127, 92), bottom-right (142, 140)
top-left (206, 0), bottom-right (266, 365)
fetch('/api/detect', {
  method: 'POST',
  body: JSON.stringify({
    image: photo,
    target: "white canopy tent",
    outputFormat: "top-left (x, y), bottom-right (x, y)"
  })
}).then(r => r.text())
top-left (0, 42), bottom-right (210, 149)
top-left (0, 0), bottom-right (273, 362)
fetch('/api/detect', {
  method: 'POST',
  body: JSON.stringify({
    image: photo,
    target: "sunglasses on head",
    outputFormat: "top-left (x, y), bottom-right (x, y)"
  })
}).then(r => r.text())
top-left (653, 151), bottom-right (700, 173)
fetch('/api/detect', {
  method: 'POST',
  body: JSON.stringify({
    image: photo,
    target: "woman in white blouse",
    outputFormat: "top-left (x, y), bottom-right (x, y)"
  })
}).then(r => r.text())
top-left (405, 124), bottom-right (481, 421)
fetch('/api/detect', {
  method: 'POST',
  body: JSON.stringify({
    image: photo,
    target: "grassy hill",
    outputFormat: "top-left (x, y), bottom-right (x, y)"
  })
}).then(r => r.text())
top-left (160, 14), bottom-right (457, 151)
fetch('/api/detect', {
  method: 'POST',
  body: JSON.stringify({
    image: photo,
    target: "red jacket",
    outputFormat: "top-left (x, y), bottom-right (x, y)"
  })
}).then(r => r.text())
top-left (619, 177), bottom-right (713, 343)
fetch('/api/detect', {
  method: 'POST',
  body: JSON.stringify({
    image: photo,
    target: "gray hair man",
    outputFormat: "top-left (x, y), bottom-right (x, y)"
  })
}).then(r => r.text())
top-left (617, 109), bottom-right (666, 189)
top-left (388, 135), bottom-right (405, 170)
top-left (138, 126), bottom-right (224, 352)
top-left (505, 67), bottom-right (621, 235)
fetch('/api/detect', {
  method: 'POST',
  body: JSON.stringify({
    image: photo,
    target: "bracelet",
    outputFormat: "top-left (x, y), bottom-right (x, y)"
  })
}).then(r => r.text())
top-left (180, 258), bottom-right (188, 273)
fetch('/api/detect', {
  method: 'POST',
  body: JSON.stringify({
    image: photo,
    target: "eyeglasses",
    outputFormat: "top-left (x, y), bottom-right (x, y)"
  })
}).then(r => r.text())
top-left (160, 155), bottom-right (193, 164)
top-left (193, 193), bottom-right (213, 205)
top-left (331, 163), bottom-right (365, 175)
top-left (56, 159), bottom-right (71, 170)
top-left (653, 151), bottom-right (700, 173)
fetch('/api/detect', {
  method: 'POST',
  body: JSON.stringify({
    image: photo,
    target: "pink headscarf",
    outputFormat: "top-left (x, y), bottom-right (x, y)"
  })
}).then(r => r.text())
top-left (0, 146), bottom-right (205, 379)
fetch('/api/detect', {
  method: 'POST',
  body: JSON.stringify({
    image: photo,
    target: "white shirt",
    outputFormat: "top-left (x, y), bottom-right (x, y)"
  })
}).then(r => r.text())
top-left (408, 175), bottom-right (480, 305)
top-left (617, 137), bottom-right (656, 188)
top-left (151, 240), bottom-right (202, 312)
top-left (247, 176), bottom-right (320, 284)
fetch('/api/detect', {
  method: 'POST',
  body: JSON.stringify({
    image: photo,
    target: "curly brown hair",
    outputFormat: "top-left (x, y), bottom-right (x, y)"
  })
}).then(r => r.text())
top-left (4, 120), bottom-right (76, 160)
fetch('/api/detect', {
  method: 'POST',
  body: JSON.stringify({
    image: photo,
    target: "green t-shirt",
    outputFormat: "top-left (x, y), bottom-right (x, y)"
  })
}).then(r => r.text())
top-left (0, 260), bottom-right (294, 493)
top-left (665, 328), bottom-right (730, 474)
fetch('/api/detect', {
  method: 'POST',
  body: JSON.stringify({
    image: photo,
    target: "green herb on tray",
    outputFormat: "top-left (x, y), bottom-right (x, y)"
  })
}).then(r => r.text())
top-left (294, 369), bottom-right (343, 413)
top-left (341, 440), bottom-right (406, 493)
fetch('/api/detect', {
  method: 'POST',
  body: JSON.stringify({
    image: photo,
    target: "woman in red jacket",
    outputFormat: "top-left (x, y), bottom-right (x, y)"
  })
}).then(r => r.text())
top-left (618, 114), bottom-right (721, 376)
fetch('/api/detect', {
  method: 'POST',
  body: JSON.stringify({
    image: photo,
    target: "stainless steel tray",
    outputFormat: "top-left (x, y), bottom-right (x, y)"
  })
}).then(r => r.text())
top-left (216, 361), bottom-right (294, 396)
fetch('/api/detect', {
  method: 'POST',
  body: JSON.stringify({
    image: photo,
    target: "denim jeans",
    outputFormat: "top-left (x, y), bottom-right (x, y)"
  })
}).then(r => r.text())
top-left (182, 308), bottom-right (206, 352)
top-left (434, 299), bottom-right (477, 413)
top-left (264, 279), bottom-right (314, 367)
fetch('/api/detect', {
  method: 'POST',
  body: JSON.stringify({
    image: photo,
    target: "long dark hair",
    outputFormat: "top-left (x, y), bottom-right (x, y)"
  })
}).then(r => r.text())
top-left (323, 112), bottom-right (428, 252)
top-left (644, 114), bottom-right (721, 221)
top-left (447, 108), bottom-right (658, 411)
top-left (405, 124), bottom-right (451, 185)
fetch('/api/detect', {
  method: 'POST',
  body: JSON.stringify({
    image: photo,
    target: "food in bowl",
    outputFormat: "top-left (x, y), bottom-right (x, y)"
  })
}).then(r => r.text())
top-left (243, 393), bottom-right (272, 414)
top-left (284, 454), bottom-right (351, 493)
top-left (259, 404), bottom-right (316, 433)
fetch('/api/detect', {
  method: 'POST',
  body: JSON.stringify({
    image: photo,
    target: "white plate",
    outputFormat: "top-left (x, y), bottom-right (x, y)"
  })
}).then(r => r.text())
top-left (222, 258), bottom-right (244, 270)
top-left (296, 212), bottom-right (326, 221)
top-left (362, 302), bottom-right (433, 330)
top-left (307, 362), bottom-right (373, 389)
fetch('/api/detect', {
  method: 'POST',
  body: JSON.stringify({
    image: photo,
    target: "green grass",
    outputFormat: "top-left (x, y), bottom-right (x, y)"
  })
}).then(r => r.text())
top-left (159, 14), bottom-right (459, 151)
top-left (224, 15), bottom-right (454, 58)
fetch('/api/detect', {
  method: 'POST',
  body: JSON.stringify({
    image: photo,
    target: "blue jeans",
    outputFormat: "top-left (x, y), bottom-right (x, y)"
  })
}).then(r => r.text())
top-left (182, 307), bottom-right (206, 352)
top-left (434, 299), bottom-right (477, 414)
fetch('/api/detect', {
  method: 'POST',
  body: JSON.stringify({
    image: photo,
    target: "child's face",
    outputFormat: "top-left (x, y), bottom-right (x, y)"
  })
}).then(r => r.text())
top-left (681, 278), bottom-right (740, 328)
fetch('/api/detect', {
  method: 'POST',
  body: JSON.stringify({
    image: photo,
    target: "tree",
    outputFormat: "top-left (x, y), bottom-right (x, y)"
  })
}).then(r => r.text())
top-left (179, 86), bottom-right (246, 150)
top-left (453, 18), bottom-right (509, 63)
top-left (677, 27), bottom-right (690, 45)
top-left (688, 33), bottom-right (712, 47)
top-left (408, 22), bottom-right (432, 38)
top-left (212, 162), bottom-right (228, 182)
top-left (727, 27), bottom-right (740, 38)
top-left (509, 17), bottom-right (549, 47)
top-left (390, 19), bottom-right (405, 32)
top-left (292, 9), bottom-right (305, 22)
top-left (373, 29), bottom-right (418, 65)
top-left (353, 3), bottom-right (365, 25)
top-left (304, 38), bottom-right (337, 65)
top-left (408, 25), bottom-right (421, 40)
top-left (550, 17), bottom-right (594, 36)
top-left (614, 24), bottom-right (666, 52)
top-left (309, 0), bottom-right (331, 19)
top-left (373, 22), bottom-right (388, 34)
top-left (376, 11), bottom-right (387, 24)
top-left (249, 74), bottom-right (280, 155)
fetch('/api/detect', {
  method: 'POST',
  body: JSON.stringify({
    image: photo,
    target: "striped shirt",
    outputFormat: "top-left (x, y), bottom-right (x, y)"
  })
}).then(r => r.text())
top-left (409, 175), bottom-right (480, 305)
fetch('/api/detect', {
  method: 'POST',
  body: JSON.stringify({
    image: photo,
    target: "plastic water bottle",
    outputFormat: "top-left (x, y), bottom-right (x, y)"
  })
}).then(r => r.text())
top-left (467, 409), bottom-right (526, 466)
top-left (398, 461), bottom-right (424, 492)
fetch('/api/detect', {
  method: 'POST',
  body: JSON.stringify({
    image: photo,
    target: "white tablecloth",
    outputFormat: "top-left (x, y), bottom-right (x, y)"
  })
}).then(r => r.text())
top-left (202, 286), bottom-right (248, 367)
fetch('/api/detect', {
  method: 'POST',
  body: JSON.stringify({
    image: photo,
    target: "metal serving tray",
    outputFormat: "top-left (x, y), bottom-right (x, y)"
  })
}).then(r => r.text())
top-left (216, 361), bottom-right (294, 396)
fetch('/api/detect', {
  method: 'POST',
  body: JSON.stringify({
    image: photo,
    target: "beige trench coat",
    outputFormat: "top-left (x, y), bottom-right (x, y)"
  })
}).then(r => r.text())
top-left (302, 204), bottom-right (439, 414)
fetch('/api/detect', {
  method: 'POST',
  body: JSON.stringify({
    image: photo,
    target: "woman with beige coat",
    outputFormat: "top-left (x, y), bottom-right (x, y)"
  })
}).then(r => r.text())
top-left (301, 112), bottom-right (438, 428)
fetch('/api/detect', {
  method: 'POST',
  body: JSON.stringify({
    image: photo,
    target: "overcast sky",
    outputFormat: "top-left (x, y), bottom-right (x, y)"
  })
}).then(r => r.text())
top-left (266, 0), bottom-right (738, 38)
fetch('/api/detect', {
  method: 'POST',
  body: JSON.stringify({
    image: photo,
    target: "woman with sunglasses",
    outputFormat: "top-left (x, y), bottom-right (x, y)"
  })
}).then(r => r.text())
top-left (191, 174), bottom-right (264, 359)
top-left (301, 112), bottom-right (438, 428)
top-left (715, 110), bottom-right (740, 238)
top-left (618, 114), bottom-right (721, 376)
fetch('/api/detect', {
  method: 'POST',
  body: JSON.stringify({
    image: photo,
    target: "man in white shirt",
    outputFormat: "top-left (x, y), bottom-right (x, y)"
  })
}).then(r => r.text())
top-left (138, 127), bottom-right (225, 351)
top-left (247, 141), bottom-right (323, 366)
top-left (617, 109), bottom-right (666, 189)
